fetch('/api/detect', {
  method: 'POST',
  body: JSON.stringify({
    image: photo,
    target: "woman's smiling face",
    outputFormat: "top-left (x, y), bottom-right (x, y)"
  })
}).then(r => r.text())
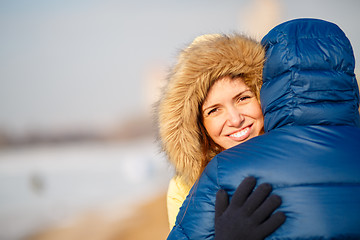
top-left (202, 76), bottom-right (264, 150)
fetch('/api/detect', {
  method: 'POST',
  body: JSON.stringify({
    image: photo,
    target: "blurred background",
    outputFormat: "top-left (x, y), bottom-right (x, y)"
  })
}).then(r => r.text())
top-left (1, 0), bottom-right (359, 239)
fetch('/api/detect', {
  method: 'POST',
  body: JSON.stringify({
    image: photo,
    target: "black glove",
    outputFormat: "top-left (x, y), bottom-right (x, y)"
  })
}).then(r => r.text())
top-left (214, 176), bottom-right (286, 240)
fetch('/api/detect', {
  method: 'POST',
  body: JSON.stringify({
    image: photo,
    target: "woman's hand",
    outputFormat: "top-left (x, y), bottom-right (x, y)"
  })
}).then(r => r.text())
top-left (215, 176), bottom-right (286, 240)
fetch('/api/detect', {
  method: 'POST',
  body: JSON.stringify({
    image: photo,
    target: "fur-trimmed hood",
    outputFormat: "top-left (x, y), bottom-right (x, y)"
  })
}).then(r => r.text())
top-left (157, 34), bottom-right (265, 186)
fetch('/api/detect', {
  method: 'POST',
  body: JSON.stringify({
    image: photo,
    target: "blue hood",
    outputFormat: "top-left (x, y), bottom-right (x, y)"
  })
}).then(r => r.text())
top-left (260, 18), bottom-right (360, 132)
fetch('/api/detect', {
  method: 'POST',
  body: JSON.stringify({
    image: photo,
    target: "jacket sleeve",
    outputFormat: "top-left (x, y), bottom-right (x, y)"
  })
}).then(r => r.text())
top-left (167, 176), bottom-right (192, 229)
top-left (167, 157), bottom-right (220, 240)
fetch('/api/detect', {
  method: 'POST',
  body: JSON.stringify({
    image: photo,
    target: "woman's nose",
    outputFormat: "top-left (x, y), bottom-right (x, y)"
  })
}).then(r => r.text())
top-left (226, 107), bottom-right (244, 127)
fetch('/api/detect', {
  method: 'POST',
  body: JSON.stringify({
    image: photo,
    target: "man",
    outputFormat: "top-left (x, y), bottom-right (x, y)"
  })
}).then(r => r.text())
top-left (167, 18), bottom-right (360, 239)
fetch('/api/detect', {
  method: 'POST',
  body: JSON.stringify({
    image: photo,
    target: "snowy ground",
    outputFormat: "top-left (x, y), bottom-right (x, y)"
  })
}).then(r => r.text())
top-left (0, 138), bottom-right (172, 240)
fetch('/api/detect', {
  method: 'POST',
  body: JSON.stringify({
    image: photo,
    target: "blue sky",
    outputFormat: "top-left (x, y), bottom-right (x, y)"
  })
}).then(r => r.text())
top-left (1, 0), bottom-right (359, 135)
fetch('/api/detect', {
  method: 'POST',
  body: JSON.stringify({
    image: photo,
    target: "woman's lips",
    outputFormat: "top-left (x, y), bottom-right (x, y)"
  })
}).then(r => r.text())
top-left (228, 125), bottom-right (251, 141)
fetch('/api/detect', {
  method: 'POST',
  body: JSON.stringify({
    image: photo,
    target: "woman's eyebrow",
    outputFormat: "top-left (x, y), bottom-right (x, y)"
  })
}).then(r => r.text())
top-left (232, 89), bottom-right (252, 100)
top-left (202, 103), bottom-right (219, 113)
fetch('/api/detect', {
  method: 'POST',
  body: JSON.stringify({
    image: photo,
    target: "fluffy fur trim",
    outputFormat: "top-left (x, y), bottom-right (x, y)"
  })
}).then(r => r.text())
top-left (157, 34), bottom-right (265, 185)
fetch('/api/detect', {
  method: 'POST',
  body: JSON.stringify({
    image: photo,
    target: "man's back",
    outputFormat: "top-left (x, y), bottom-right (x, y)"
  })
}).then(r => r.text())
top-left (216, 125), bottom-right (360, 238)
top-left (169, 125), bottom-right (360, 239)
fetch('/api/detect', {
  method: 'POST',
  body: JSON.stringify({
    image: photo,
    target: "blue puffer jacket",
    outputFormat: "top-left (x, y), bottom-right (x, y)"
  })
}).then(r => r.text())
top-left (167, 19), bottom-right (360, 239)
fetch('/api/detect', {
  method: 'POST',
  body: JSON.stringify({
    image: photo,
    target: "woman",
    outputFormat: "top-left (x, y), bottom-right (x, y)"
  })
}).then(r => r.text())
top-left (156, 33), bottom-right (265, 228)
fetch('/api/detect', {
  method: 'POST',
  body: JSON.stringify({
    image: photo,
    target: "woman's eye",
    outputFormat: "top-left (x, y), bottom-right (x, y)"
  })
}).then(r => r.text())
top-left (207, 108), bottom-right (218, 116)
top-left (238, 95), bottom-right (251, 102)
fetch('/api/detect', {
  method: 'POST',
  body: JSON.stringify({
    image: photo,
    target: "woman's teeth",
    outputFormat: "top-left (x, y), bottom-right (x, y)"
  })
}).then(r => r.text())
top-left (230, 127), bottom-right (250, 138)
